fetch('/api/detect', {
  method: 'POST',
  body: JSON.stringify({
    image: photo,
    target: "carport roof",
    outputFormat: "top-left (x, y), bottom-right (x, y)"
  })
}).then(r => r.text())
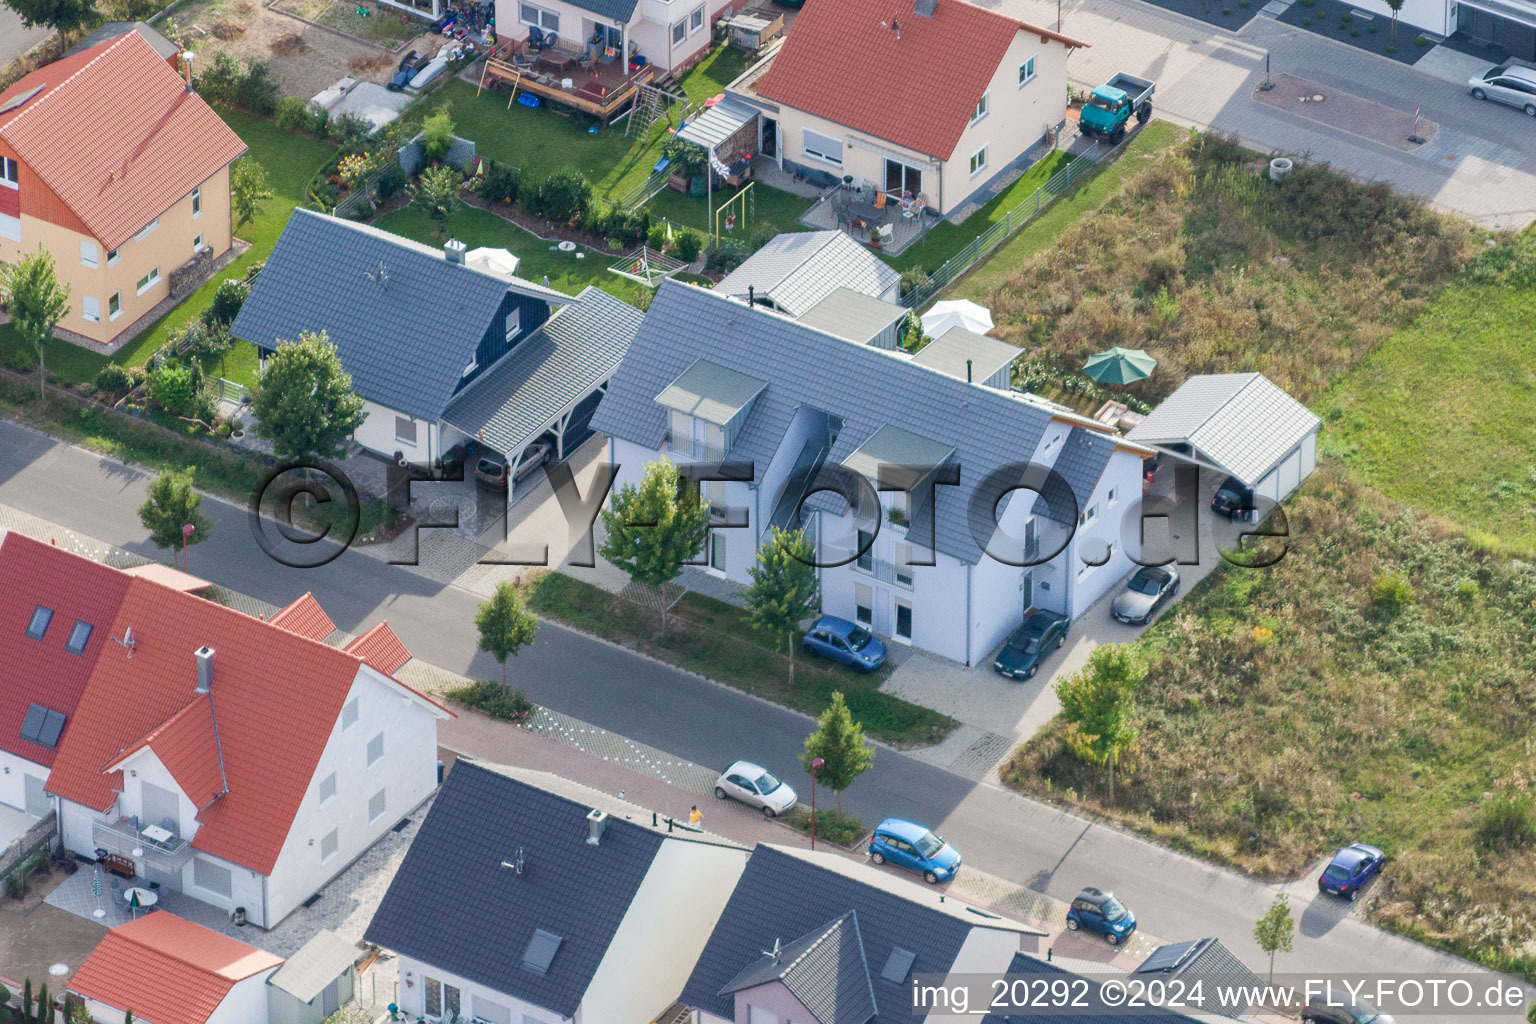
top-left (1127, 373), bottom-right (1319, 487)
top-left (441, 287), bottom-right (643, 456)
top-left (677, 94), bottom-right (761, 150)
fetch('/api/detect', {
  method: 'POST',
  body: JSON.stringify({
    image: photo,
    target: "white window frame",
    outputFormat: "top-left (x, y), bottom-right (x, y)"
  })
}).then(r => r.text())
top-left (108, 292), bottom-right (123, 321)
top-left (135, 267), bottom-right (161, 295)
top-left (134, 217), bottom-right (159, 242)
top-left (672, 18), bottom-right (686, 45)
top-left (969, 145), bottom-right (989, 177)
top-left (802, 128), bottom-right (843, 167)
top-left (193, 233), bottom-right (203, 252)
top-left (0, 156), bottom-right (17, 188)
top-left (81, 296), bottom-right (100, 324)
top-left (369, 787), bottom-right (387, 822)
top-left (505, 306), bottom-right (521, 342)
top-left (0, 213), bottom-right (19, 243)
top-left (1107, 486), bottom-right (1118, 507)
top-left (319, 771), bottom-right (337, 805)
top-left (689, 4), bottom-right (704, 31)
top-left (971, 91), bottom-right (989, 124)
top-left (854, 583), bottom-right (873, 626)
top-left (1018, 53), bottom-right (1037, 87)
top-left (191, 185), bottom-right (202, 218)
top-left (395, 416), bottom-right (418, 446)
top-left (80, 241), bottom-right (98, 269)
top-left (107, 247), bottom-right (120, 266)
top-left (518, 2), bottom-right (558, 31)
top-left (1079, 503), bottom-right (1097, 527)
top-left (320, 828), bottom-right (339, 862)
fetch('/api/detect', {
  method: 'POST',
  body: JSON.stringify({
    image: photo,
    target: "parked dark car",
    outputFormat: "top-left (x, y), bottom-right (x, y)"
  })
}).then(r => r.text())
top-left (1317, 843), bottom-right (1384, 902)
top-left (994, 609), bottom-right (1068, 680)
top-left (803, 615), bottom-right (886, 671)
top-left (869, 818), bottom-right (960, 884)
top-left (1302, 999), bottom-right (1397, 1024)
top-left (1066, 887), bottom-right (1137, 945)
top-left (1210, 474), bottom-right (1256, 521)
top-left (1111, 566), bottom-right (1179, 624)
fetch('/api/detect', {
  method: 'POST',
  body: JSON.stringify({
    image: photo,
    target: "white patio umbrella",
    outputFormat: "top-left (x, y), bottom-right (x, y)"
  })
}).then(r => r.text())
top-left (921, 299), bottom-right (994, 338)
top-left (465, 247), bottom-right (520, 277)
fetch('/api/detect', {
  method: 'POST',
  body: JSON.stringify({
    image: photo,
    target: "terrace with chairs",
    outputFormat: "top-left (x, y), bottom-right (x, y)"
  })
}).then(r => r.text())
top-left (476, 35), bottom-right (656, 120)
top-left (799, 181), bottom-right (934, 257)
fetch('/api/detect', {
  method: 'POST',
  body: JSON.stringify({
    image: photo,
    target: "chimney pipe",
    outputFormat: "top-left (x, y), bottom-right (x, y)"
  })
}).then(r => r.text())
top-left (194, 646), bottom-right (215, 694)
top-left (747, 285), bottom-right (755, 308)
top-left (445, 239), bottom-right (467, 264)
top-left (181, 50), bottom-right (195, 92)
top-left (586, 808), bottom-right (608, 845)
top-left (966, 358), bottom-right (973, 383)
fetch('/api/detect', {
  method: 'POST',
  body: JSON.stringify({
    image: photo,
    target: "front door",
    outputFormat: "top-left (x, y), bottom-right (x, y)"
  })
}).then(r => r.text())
top-left (884, 158), bottom-right (922, 197)
top-left (708, 532), bottom-right (727, 573)
top-left (1021, 570), bottom-right (1034, 615)
top-left (894, 599), bottom-right (913, 642)
top-left (761, 117), bottom-right (778, 159)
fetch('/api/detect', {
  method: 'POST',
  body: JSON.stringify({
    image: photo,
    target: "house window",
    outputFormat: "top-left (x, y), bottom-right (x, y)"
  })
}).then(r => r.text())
top-left (0, 156), bottom-right (17, 188)
top-left (395, 416), bottom-right (417, 446)
top-left (319, 771), bottom-right (337, 805)
top-left (135, 267), bottom-right (161, 295)
top-left (1018, 53), bottom-right (1037, 86)
top-left (369, 787), bottom-right (387, 822)
top-left (894, 542), bottom-right (914, 589)
top-left (672, 19), bottom-right (686, 45)
top-left (25, 606), bottom-right (53, 640)
top-left (855, 529), bottom-right (874, 573)
top-left (193, 857), bottom-right (232, 898)
top-left (367, 732), bottom-right (384, 766)
top-left (342, 698), bottom-right (359, 730)
top-left (802, 128), bottom-right (843, 166)
top-left (971, 91), bottom-right (989, 123)
top-left (665, 411), bottom-right (725, 461)
top-left (423, 979), bottom-right (462, 1020)
top-left (107, 248), bottom-right (120, 266)
top-left (895, 599), bottom-right (913, 641)
top-left (80, 242), bottom-right (98, 268)
top-left (65, 621), bottom-right (92, 655)
top-left (191, 185), bottom-right (202, 218)
top-left (854, 583), bottom-right (873, 626)
top-left (0, 214), bottom-right (19, 242)
top-left (1079, 503), bottom-right (1097, 527)
top-left (108, 292), bottom-right (122, 321)
top-left (193, 233), bottom-right (203, 252)
top-left (134, 218), bottom-right (159, 242)
top-left (518, 2), bottom-right (558, 31)
top-left (81, 296), bottom-right (100, 324)
top-left (1107, 486), bottom-right (1118, 507)
top-left (320, 828), bottom-right (339, 861)
top-left (505, 306), bottom-right (521, 341)
top-left (969, 145), bottom-right (989, 176)
top-left (690, 4), bottom-right (704, 31)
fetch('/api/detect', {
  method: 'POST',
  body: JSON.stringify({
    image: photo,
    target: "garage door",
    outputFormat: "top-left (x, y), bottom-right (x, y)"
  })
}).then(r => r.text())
top-left (1257, 468), bottom-right (1281, 504)
top-left (1276, 449), bottom-right (1301, 502)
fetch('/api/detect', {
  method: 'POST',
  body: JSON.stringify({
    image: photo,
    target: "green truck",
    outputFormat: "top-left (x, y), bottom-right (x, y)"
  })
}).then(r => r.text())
top-left (1077, 72), bottom-right (1155, 144)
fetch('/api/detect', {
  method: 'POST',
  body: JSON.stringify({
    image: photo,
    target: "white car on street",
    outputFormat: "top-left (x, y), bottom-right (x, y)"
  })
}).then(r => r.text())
top-left (714, 760), bottom-right (798, 818)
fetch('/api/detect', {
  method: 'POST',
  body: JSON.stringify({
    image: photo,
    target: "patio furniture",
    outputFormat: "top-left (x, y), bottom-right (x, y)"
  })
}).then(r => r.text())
top-left (123, 887), bottom-right (158, 911)
top-left (142, 824), bottom-right (174, 845)
top-left (99, 852), bottom-right (135, 879)
top-left (876, 223), bottom-right (894, 246)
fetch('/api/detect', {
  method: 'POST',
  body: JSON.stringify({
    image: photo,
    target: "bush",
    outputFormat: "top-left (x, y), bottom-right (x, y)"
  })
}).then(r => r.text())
top-left (786, 807), bottom-right (865, 846)
top-left (446, 679), bottom-right (535, 723)
top-left (648, 223), bottom-right (670, 251)
top-left (205, 279), bottom-right (248, 329)
top-left (149, 364), bottom-right (198, 418)
top-left (1370, 572), bottom-right (1413, 612)
top-left (672, 229), bottom-right (703, 263)
top-left (236, 59), bottom-right (279, 116)
top-left (1476, 792), bottom-right (1535, 851)
top-left (375, 161), bottom-right (407, 201)
top-left (307, 104), bottom-right (331, 136)
top-left (528, 168), bottom-right (592, 225)
top-left (475, 161), bottom-right (522, 205)
top-left (275, 96), bottom-right (311, 132)
top-left (420, 107), bottom-right (456, 163)
top-left (327, 113), bottom-right (376, 157)
top-left (661, 135), bottom-right (707, 177)
top-left (94, 365), bottom-right (131, 394)
top-left (704, 239), bottom-right (746, 274)
top-left (198, 51), bottom-right (244, 106)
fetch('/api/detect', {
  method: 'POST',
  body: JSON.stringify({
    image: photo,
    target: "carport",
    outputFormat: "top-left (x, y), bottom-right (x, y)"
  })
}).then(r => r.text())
top-left (1127, 372), bottom-right (1320, 511)
top-left (440, 288), bottom-right (644, 504)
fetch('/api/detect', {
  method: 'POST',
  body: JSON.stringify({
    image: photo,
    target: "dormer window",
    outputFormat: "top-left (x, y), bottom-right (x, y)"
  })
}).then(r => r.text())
top-left (655, 359), bottom-right (766, 463)
top-left (505, 307), bottom-right (521, 342)
top-left (65, 620), bottom-right (93, 655)
top-left (25, 606), bottom-right (53, 640)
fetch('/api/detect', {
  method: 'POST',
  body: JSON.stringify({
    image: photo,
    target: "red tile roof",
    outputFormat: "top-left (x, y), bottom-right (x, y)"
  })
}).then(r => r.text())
top-left (107, 696), bottom-right (227, 812)
top-left (69, 914), bottom-right (283, 1024)
top-left (755, 0), bottom-right (1087, 160)
top-left (0, 534), bottom-right (131, 767)
top-left (0, 32), bottom-right (247, 251)
top-left (345, 622), bottom-right (413, 676)
top-left (269, 592), bottom-right (338, 643)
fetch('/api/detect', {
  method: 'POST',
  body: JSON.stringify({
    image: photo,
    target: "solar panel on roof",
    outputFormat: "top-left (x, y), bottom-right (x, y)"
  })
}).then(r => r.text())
top-left (880, 946), bottom-right (916, 984)
top-left (522, 928), bottom-right (563, 976)
top-left (0, 85), bottom-right (45, 116)
top-left (19, 704), bottom-right (47, 746)
top-left (37, 710), bottom-right (67, 749)
top-left (1135, 939), bottom-right (1203, 974)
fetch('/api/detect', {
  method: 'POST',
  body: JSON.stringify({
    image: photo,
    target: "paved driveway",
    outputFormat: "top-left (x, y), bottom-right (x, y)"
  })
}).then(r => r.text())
top-left (983, 0), bottom-right (1536, 228)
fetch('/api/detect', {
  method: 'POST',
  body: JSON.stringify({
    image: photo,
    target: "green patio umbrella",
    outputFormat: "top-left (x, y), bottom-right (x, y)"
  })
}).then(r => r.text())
top-left (1083, 346), bottom-right (1157, 385)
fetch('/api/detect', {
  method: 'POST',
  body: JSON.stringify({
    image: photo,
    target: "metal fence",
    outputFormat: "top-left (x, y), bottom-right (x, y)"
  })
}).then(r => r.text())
top-left (900, 133), bottom-right (1121, 310)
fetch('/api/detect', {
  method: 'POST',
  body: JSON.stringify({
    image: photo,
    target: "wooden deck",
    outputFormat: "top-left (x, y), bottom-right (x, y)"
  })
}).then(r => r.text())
top-left (476, 41), bottom-right (655, 120)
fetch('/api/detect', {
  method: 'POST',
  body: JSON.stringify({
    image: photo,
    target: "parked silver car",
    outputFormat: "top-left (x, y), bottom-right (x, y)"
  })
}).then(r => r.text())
top-left (714, 760), bottom-right (798, 818)
top-left (1468, 62), bottom-right (1536, 116)
top-left (1111, 566), bottom-right (1180, 625)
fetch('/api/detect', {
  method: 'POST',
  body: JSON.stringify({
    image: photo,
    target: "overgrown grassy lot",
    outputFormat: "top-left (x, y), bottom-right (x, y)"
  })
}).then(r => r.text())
top-left (1003, 468), bottom-right (1536, 979)
top-left (525, 570), bottom-right (955, 747)
top-left (1318, 231), bottom-right (1536, 556)
top-left (974, 131), bottom-right (1473, 405)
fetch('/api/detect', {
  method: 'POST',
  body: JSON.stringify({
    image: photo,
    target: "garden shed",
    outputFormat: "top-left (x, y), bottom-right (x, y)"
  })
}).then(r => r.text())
top-left (266, 930), bottom-right (359, 1024)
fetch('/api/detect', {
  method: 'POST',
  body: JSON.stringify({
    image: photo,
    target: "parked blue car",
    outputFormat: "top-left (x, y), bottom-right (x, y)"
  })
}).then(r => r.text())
top-left (1318, 843), bottom-right (1384, 902)
top-left (802, 615), bottom-right (886, 672)
top-left (1066, 887), bottom-right (1137, 945)
top-left (869, 818), bottom-right (961, 884)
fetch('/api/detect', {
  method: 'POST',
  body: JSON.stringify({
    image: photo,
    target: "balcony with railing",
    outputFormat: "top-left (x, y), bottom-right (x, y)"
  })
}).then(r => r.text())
top-left (93, 817), bottom-right (193, 872)
top-left (665, 432), bottom-right (727, 464)
top-left (826, 545), bottom-right (915, 589)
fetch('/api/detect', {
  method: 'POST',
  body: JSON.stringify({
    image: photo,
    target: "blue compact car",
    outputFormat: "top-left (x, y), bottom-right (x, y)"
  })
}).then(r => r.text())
top-left (1318, 843), bottom-right (1384, 902)
top-left (869, 818), bottom-right (961, 884)
top-left (803, 615), bottom-right (886, 672)
top-left (1066, 887), bottom-right (1137, 945)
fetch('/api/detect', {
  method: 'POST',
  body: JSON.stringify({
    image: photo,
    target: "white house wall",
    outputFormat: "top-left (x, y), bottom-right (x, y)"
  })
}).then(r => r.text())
top-left (925, 927), bottom-right (1035, 1024)
top-left (355, 399), bottom-right (438, 464)
top-left (398, 956), bottom-right (560, 1024)
top-left (263, 666), bottom-right (441, 928)
top-left (1066, 449), bottom-right (1141, 621)
top-left (0, 749), bottom-right (50, 815)
top-left (581, 841), bottom-right (749, 1024)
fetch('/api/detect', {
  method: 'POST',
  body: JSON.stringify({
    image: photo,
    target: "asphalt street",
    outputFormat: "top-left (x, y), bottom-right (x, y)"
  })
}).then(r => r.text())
top-left (0, 10), bottom-right (50, 67)
top-left (0, 419), bottom-right (1524, 1019)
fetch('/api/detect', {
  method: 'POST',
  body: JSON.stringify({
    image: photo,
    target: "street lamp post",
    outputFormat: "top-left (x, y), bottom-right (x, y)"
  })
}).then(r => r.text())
top-left (809, 757), bottom-right (824, 851)
top-left (181, 523), bottom-right (196, 571)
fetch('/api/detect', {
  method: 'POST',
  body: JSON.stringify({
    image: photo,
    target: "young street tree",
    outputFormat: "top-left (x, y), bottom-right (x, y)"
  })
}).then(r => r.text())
top-left (1384, 0), bottom-right (1404, 40)
top-left (137, 469), bottom-right (214, 552)
top-left (250, 330), bottom-right (365, 461)
top-left (3, 0), bottom-right (97, 31)
top-left (800, 691), bottom-right (874, 815)
top-left (744, 526), bottom-right (819, 686)
top-left (475, 581), bottom-right (539, 687)
top-left (231, 156), bottom-right (273, 229)
top-left (599, 460), bottom-right (708, 638)
top-left (1056, 644), bottom-right (1145, 803)
top-left (1253, 893), bottom-right (1295, 983)
top-left (0, 246), bottom-right (71, 397)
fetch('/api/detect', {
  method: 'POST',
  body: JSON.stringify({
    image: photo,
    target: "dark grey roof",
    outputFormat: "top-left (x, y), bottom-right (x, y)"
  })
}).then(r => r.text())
top-left (719, 912), bottom-right (878, 1024)
top-left (715, 232), bottom-right (900, 316)
top-left (794, 288), bottom-right (908, 345)
top-left (231, 210), bottom-right (574, 422)
top-left (656, 359), bottom-right (768, 424)
top-left (1134, 938), bottom-right (1261, 1018)
top-left (683, 846), bottom-right (1000, 1023)
top-left (68, 21), bottom-right (178, 59)
top-left (440, 287), bottom-right (643, 455)
top-left (981, 953), bottom-right (1209, 1024)
top-left (1049, 427), bottom-right (1117, 524)
top-left (592, 282), bottom-right (1076, 565)
top-left (559, 0), bottom-right (639, 23)
top-left (910, 327), bottom-right (1019, 384)
top-left (363, 761), bottom-right (668, 1018)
